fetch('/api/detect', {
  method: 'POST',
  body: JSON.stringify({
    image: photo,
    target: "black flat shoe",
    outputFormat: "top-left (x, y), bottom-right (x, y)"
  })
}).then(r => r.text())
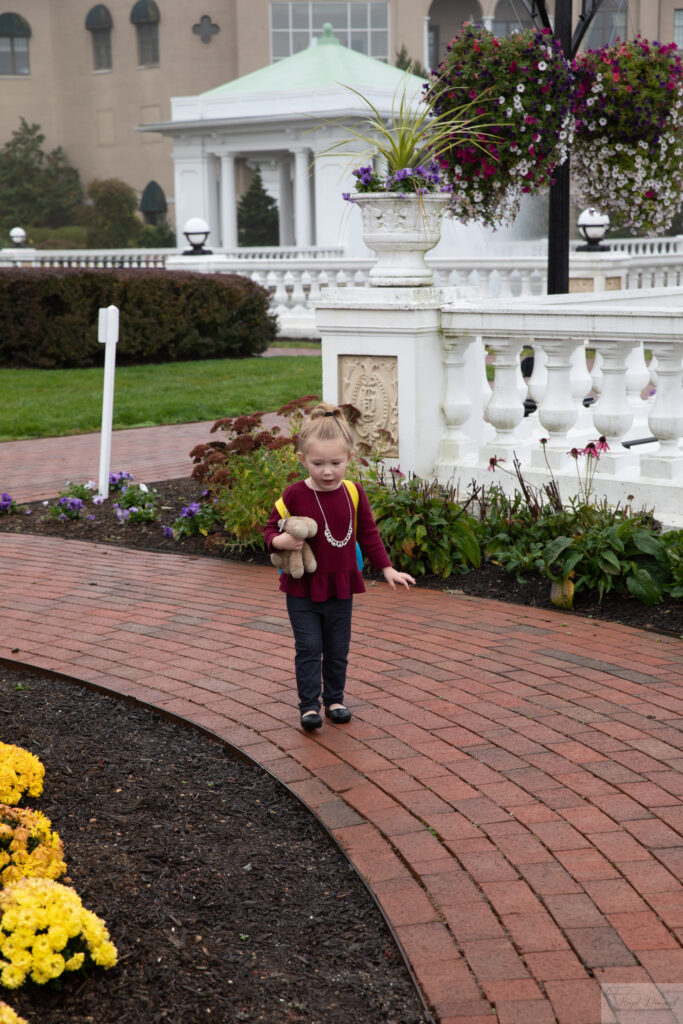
top-left (300, 711), bottom-right (323, 731)
top-left (324, 705), bottom-right (352, 724)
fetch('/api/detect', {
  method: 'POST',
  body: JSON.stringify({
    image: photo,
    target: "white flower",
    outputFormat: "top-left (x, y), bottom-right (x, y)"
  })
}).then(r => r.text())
top-left (537, 61), bottom-right (547, 71)
top-left (516, 83), bottom-right (525, 93)
top-left (92, 495), bottom-right (104, 505)
top-left (498, 96), bottom-right (506, 104)
top-left (139, 483), bottom-right (149, 493)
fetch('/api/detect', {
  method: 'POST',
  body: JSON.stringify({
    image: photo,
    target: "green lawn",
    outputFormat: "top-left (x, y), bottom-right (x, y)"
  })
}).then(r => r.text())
top-left (0, 356), bottom-right (322, 441)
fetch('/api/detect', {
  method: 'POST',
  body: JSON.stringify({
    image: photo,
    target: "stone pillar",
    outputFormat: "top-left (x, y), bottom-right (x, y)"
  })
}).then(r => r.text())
top-left (293, 148), bottom-right (313, 247)
top-left (219, 153), bottom-right (238, 249)
top-left (315, 288), bottom-right (453, 477)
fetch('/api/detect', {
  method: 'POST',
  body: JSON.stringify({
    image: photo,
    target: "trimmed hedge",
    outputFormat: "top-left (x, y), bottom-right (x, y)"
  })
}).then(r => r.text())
top-left (0, 268), bottom-right (277, 368)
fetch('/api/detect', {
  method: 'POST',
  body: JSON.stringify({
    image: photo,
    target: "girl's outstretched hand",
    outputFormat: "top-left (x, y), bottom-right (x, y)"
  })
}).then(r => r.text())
top-left (382, 566), bottom-right (416, 591)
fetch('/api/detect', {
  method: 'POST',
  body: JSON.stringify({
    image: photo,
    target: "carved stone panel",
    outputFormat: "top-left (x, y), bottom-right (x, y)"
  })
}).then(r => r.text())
top-left (338, 355), bottom-right (398, 456)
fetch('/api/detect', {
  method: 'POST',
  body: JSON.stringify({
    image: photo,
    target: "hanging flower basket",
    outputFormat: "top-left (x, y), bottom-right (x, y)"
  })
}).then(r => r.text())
top-left (572, 37), bottom-right (683, 235)
top-left (424, 24), bottom-right (574, 227)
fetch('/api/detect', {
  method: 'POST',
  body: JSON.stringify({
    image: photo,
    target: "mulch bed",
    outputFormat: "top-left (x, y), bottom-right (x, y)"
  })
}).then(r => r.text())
top-left (0, 667), bottom-right (429, 1024)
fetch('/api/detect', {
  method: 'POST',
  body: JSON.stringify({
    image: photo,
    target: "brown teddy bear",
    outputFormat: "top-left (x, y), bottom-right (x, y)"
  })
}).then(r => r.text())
top-left (270, 516), bottom-right (318, 579)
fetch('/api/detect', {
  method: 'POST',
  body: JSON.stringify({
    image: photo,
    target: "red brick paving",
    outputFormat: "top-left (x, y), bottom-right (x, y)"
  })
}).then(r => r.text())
top-left (3, 425), bottom-right (683, 1021)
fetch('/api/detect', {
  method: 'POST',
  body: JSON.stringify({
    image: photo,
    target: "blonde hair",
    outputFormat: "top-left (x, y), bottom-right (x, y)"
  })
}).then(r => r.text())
top-left (297, 402), bottom-right (354, 454)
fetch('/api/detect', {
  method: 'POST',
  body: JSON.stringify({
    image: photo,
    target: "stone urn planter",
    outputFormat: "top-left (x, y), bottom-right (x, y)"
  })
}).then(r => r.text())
top-left (353, 192), bottom-right (450, 287)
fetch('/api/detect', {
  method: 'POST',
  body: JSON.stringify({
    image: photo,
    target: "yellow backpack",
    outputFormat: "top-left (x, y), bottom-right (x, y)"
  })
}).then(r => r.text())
top-left (275, 480), bottom-right (363, 571)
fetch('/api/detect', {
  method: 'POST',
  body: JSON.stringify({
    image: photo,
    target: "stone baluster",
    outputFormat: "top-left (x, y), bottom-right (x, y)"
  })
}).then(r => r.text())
top-left (288, 270), bottom-right (307, 314)
top-left (270, 270), bottom-right (290, 318)
top-left (527, 343), bottom-right (547, 406)
top-left (569, 339), bottom-right (594, 435)
top-left (590, 340), bottom-right (638, 474)
top-left (530, 336), bottom-right (581, 469)
top-left (590, 347), bottom-right (603, 395)
top-left (304, 270), bottom-right (321, 303)
top-left (480, 334), bottom-right (528, 461)
top-left (624, 341), bottom-right (651, 437)
top-left (640, 342), bottom-right (683, 479)
top-left (519, 269), bottom-right (534, 296)
top-left (498, 268), bottom-right (514, 298)
top-left (437, 334), bottom-right (479, 464)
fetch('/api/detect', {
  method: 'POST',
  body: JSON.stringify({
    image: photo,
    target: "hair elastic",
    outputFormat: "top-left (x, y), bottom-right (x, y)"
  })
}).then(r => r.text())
top-left (323, 411), bottom-right (336, 417)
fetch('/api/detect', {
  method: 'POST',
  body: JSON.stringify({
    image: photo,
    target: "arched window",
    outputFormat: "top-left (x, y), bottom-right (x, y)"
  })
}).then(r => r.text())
top-left (140, 180), bottom-right (167, 225)
top-left (130, 0), bottom-right (159, 67)
top-left (583, 0), bottom-right (628, 49)
top-left (0, 12), bottom-right (31, 75)
top-left (85, 5), bottom-right (113, 71)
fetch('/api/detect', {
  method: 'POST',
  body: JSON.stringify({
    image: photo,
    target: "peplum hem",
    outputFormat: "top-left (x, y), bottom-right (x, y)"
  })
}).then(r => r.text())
top-left (279, 568), bottom-right (366, 602)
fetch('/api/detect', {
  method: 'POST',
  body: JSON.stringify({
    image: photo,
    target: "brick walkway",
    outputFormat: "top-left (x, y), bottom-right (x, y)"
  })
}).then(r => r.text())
top-left (2, 425), bottom-right (683, 1024)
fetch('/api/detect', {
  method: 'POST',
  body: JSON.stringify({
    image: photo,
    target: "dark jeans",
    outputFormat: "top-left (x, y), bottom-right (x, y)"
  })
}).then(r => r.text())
top-left (286, 594), bottom-right (353, 713)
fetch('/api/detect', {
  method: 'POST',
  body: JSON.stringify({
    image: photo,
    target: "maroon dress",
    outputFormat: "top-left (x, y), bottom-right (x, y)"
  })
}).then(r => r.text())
top-left (263, 479), bottom-right (391, 602)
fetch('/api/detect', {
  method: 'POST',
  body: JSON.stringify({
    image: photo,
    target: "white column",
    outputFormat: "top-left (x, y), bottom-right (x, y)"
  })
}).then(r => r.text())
top-left (480, 335), bottom-right (528, 460)
top-left (279, 157), bottom-right (294, 246)
top-left (640, 342), bottom-right (683, 479)
top-left (437, 334), bottom-right (479, 464)
top-left (531, 337), bottom-right (580, 469)
top-left (220, 153), bottom-right (238, 250)
top-left (591, 340), bottom-right (638, 475)
top-left (293, 148), bottom-right (313, 247)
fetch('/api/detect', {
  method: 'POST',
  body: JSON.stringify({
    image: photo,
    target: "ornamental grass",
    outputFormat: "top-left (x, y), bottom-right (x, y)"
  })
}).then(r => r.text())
top-left (0, 747), bottom-right (44, 807)
top-left (0, 1001), bottom-right (27, 1024)
top-left (0, 805), bottom-right (66, 887)
top-left (0, 877), bottom-right (118, 989)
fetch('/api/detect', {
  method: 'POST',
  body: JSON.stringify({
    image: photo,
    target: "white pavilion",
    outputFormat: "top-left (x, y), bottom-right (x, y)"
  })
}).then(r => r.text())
top-left (140, 25), bottom-right (426, 254)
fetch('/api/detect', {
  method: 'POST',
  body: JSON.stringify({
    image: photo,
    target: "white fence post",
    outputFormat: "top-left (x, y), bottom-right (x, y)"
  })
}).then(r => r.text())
top-left (97, 305), bottom-right (120, 501)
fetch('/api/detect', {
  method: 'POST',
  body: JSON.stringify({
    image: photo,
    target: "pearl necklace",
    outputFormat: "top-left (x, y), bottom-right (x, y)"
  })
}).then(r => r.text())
top-left (312, 484), bottom-right (353, 549)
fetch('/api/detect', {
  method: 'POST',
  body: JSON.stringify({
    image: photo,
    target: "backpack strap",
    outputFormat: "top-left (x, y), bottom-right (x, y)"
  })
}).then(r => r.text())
top-left (275, 496), bottom-right (289, 520)
top-left (342, 479), bottom-right (359, 535)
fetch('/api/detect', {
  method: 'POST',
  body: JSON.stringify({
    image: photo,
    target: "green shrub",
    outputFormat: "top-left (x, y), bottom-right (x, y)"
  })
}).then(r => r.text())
top-left (360, 460), bottom-right (481, 578)
top-left (188, 397), bottom-right (317, 552)
top-left (0, 269), bottom-right (277, 368)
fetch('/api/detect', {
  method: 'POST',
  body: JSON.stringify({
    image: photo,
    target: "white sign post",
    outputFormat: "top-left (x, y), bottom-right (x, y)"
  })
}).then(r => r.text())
top-left (97, 305), bottom-right (120, 501)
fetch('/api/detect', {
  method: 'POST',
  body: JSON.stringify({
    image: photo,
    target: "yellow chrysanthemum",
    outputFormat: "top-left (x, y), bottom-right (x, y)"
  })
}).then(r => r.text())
top-left (0, 999), bottom-right (28, 1024)
top-left (0, 746), bottom-right (44, 806)
top-left (0, 878), bottom-right (117, 988)
top-left (0, 806), bottom-right (66, 887)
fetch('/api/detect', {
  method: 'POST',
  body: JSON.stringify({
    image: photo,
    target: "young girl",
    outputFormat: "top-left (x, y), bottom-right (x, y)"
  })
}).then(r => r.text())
top-left (264, 402), bottom-right (415, 731)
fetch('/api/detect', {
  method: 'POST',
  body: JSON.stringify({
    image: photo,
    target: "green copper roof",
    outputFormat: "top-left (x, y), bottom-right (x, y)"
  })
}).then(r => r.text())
top-left (201, 24), bottom-right (425, 98)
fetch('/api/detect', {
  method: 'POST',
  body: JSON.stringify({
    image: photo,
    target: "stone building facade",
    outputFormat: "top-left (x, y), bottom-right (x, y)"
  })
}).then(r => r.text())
top-left (0, 1), bottom-right (673, 227)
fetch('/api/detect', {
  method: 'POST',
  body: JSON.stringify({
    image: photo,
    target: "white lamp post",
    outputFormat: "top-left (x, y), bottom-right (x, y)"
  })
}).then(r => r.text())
top-left (577, 207), bottom-right (610, 252)
top-left (182, 217), bottom-right (212, 255)
top-left (9, 227), bottom-right (26, 247)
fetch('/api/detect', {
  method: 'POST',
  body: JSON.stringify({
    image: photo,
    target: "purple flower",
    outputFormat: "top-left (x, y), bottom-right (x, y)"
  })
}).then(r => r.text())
top-left (162, 526), bottom-right (174, 539)
top-left (0, 493), bottom-right (13, 512)
top-left (180, 502), bottom-right (201, 518)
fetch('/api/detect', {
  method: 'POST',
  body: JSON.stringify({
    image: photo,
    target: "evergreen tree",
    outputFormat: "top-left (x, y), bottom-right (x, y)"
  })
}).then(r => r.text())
top-left (395, 44), bottom-right (427, 79)
top-left (0, 119), bottom-right (83, 234)
top-left (86, 178), bottom-right (143, 248)
top-left (237, 169), bottom-right (279, 247)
